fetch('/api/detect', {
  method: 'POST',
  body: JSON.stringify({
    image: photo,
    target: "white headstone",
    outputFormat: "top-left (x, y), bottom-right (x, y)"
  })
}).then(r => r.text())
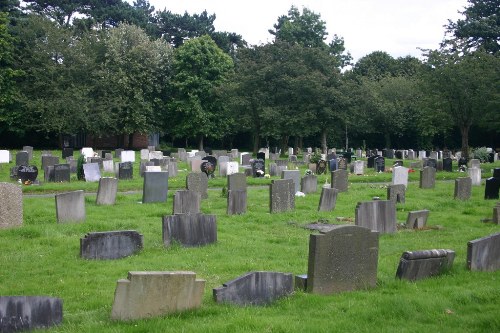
top-left (392, 166), bottom-right (409, 188)
top-left (227, 162), bottom-right (239, 175)
top-left (81, 147), bottom-right (94, 159)
top-left (0, 150), bottom-right (9, 163)
top-left (140, 149), bottom-right (150, 161)
top-left (419, 150), bottom-right (427, 160)
top-left (149, 151), bottom-right (163, 160)
top-left (145, 166), bottom-right (162, 172)
top-left (103, 159), bottom-right (114, 173)
top-left (468, 168), bottom-right (481, 186)
top-left (354, 160), bottom-right (364, 175)
top-left (191, 159), bottom-right (203, 173)
top-left (121, 150), bottom-right (135, 163)
top-left (288, 147), bottom-right (294, 156)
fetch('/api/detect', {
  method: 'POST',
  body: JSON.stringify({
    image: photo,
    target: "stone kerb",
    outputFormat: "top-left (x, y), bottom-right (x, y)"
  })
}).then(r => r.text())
top-left (111, 271), bottom-right (205, 320)
top-left (213, 271), bottom-right (294, 306)
top-left (0, 182), bottom-right (23, 228)
top-left (80, 230), bottom-right (143, 260)
top-left (395, 249), bottom-right (455, 281)
top-left (0, 296), bottom-right (63, 331)
top-left (162, 213), bottom-right (217, 247)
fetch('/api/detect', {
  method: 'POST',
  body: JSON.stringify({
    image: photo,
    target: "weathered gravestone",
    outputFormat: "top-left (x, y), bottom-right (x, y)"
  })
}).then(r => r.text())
top-left (142, 171), bottom-right (168, 203)
top-left (367, 156), bottom-right (375, 168)
top-left (331, 169), bottom-right (348, 192)
top-left (405, 209), bottom-right (430, 229)
top-left (443, 157), bottom-right (453, 172)
top-left (226, 161), bottom-right (238, 175)
top-left (468, 167), bottom-right (482, 186)
top-left (301, 175), bottom-right (317, 194)
top-left (0, 296), bottom-right (63, 332)
top-left (168, 160), bottom-right (178, 177)
top-left (328, 157), bottom-right (337, 172)
top-left (0, 150), bottom-right (9, 163)
top-left (269, 179), bottom-right (295, 213)
top-left (281, 170), bottom-right (301, 193)
top-left (419, 166), bottom-right (436, 189)
top-left (241, 153), bottom-right (252, 166)
top-left (140, 149), bottom-right (150, 161)
top-left (493, 202), bottom-right (500, 224)
top-left (53, 164), bottom-right (70, 182)
top-left (355, 200), bottom-right (396, 234)
top-left (162, 213), bottom-right (217, 247)
top-left (454, 177), bottom-right (472, 200)
top-left (0, 183), bottom-right (23, 228)
top-left (149, 151), bottom-right (163, 161)
top-left (96, 177), bottom-right (118, 205)
top-left (337, 157), bottom-right (347, 170)
top-left (110, 271), bottom-right (205, 321)
top-left (469, 159), bottom-right (480, 169)
top-left (467, 232), bottom-right (500, 271)
top-left (81, 147), bottom-right (94, 159)
top-left (375, 156), bottom-right (385, 172)
top-left (55, 190), bottom-right (85, 223)
top-left (392, 166), bottom-right (409, 188)
top-left (387, 184), bottom-right (406, 204)
top-left (227, 190), bottom-right (247, 215)
top-left (83, 163), bottom-right (101, 182)
top-left (213, 271), bottom-right (294, 306)
top-left (173, 190), bottom-right (200, 214)
top-left (426, 158), bottom-right (437, 169)
top-left (41, 155), bottom-right (59, 171)
top-left (186, 172), bottom-right (208, 199)
top-left (80, 230), bottom-right (143, 260)
top-left (395, 249), bottom-right (455, 281)
top-left (139, 161), bottom-right (154, 177)
top-left (103, 159), bottom-right (114, 173)
top-left (22, 146), bottom-right (33, 160)
top-left (114, 148), bottom-right (123, 159)
top-left (227, 173), bottom-right (247, 192)
top-left (251, 159), bottom-right (265, 178)
top-left (62, 147), bottom-right (73, 159)
top-left (90, 157), bottom-right (103, 170)
top-left (353, 160), bottom-right (364, 175)
top-left (296, 225), bottom-right (378, 294)
top-left (317, 187), bottom-right (338, 212)
top-left (15, 151), bottom-right (29, 166)
top-left (118, 162), bottom-right (133, 180)
top-left (120, 150), bottom-right (135, 163)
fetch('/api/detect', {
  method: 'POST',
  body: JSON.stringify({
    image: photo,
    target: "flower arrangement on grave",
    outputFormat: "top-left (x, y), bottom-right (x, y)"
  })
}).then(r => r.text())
top-left (305, 169), bottom-right (313, 176)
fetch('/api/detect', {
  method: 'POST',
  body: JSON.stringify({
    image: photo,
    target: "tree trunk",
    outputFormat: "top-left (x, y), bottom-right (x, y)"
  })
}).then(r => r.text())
top-left (294, 136), bottom-right (299, 155)
top-left (299, 137), bottom-right (303, 151)
top-left (384, 132), bottom-right (391, 149)
top-left (321, 129), bottom-right (327, 154)
top-left (198, 135), bottom-right (204, 151)
top-left (281, 135), bottom-right (289, 156)
top-left (127, 133), bottom-right (134, 149)
top-left (253, 133), bottom-right (260, 155)
top-left (460, 125), bottom-right (470, 159)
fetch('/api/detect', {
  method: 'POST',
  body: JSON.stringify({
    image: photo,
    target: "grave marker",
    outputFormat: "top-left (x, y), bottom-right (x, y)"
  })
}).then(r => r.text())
top-left (0, 183), bottom-right (23, 228)
top-left (0, 296), bottom-right (63, 331)
top-left (396, 249), bottom-right (455, 281)
top-left (281, 170), bottom-right (301, 193)
top-left (173, 190), bottom-right (201, 214)
top-left (454, 177), bottom-right (472, 200)
top-left (142, 171), bottom-right (169, 203)
top-left (227, 190), bottom-right (247, 215)
top-left (80, 230), bottom-right (143, 259)
top-left (405, 210), bottom-right (430, 229)
top-left (83, 163), bottom-right (101, 182)
top-left (53, 164), bottom-right (70, 182)
top-left (162, 213), bottom-right (217, 247)
top-left (317, 187), bottom-right (338, 212)
top-left (55, 190), bottom-right (85, 223)
top-left (387, 184), bottom-right (405, 204)
top-left (96, 177), bottom-right (118, 205)
top-left (355, 200), bottom-right (396, 234)
top-left (419, 167), bottom-right (436, 189)
top-left (269, 179), bottom-right (295, 213)
top-left (186, 173), bottom-right (208, 199)
top-left (331, 169), bottom-right (348, 192)
top-left (467, 232), bottom-right (500, 271)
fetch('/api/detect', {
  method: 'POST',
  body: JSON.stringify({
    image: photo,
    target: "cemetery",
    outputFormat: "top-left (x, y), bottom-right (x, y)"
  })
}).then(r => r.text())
top-left (0, 147), bottom-right (499, 332)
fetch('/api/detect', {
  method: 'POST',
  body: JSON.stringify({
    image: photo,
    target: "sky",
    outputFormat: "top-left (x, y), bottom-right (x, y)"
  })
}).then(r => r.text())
top-left (139, 0), bottom-right (468, 63)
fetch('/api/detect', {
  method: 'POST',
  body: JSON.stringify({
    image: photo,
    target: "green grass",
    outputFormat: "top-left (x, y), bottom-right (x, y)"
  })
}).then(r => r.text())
top-left (0, 151), bottom-right (499, 332)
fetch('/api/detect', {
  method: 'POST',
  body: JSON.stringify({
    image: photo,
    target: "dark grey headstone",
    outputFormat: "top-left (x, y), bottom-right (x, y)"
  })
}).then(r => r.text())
top-left (96, 177), bottom-right (118, 205)
top-left (405, 209), bottom-right (430, 229)
top-left (41, 155), bottom-right (59, 171)
top-left (90, 157), bottom-right (103, 170)
top-left (355, 200), bottom-right (396, 234)
top-left (186, 172), bottom-right (208, 199)
top-left (375, 156), bottom-right (385, 172)
top-left (484, 177), bottom-right (500, 200)
top-left (227, 173), bottom-right (247, 192)
top-left (227, 190), bottom-right (247, 215)
top-left (281, 170), bottom-right (301, 193)
top-left (419, 167), bottom-right (436, 189)
top-left (387, 184), bottom-right (405, 204)
top-left (139, 161), bottom-right (154, 177)
top-left (80, 230), bottom-right (143, 260)
top-left (269, 163), bottom-right (278, 176)
top-left (55, 190), bottom-right (85, 223)
top-left (142, 171), bottom-right (169, 203)
top-left (301, 225), bottom-right (378, 295)
top-left (318, 187), bottom-right (338, 212)
top-left (62, 148), bottom-right (73, 159)
top-left (118, 162), bottom-right (133, 180)
top-left (53, 164), bottom-right (70, 182)
top-left (22, 146), bottom-right (33, 160)
top-left (213, 272), bottom-right (294, 306)
top-left (396, 249), bottom-right (455, 281)
top-left (83, 163), bottom-right (101, 182)
top-left (443, 157), bottom-right (453, 172)
top-left (454, 177), bottom-right (472, 200)
top-left (331, 169), bottom-right (348, 192)
top-left (15, 151), bottom-right (29, 166)
top-left (0, 296), bottom-right (62, 332)
top-left (269, 179), bottom-right (295, 213)
top-left (467, 232), bottom-right (500, 271)
top-left (251, 159), bottom-right (265, 177)
top-left (301, 175), bottom-right (317, 194)
top-left (172, 190), bottom-right (200, 214)
top-left (162, 213), bottom-right (217, 247)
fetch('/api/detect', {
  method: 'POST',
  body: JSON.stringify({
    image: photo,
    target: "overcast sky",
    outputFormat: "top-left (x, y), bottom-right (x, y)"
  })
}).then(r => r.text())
top-left (141, 0), bottom-right (468, 62)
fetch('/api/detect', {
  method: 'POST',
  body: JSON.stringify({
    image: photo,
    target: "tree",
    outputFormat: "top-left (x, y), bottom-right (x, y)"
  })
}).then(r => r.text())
top-left (155, 10), bottom-right (215, 47)
top-left (167, 35), bottom-right (233, 150)
top-left (443, 0), bottom-right (500, 54)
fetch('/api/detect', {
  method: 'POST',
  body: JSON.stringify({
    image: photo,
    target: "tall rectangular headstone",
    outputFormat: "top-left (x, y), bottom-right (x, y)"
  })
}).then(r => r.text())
top-left (454, 177), bottom-right (472, 200)
top-left (55, 190), bottom-right (85, 223)
top-left (318, 187), bottom-right (338, 212)
top-left (353, 160), bottom-right (364, 175)
top-left (142, 171), bottom-right (169, 203)
top-left (53, 164), bottom-right (70, 182)
top-left (281, 170), bottom-right (301, 193)
top-left (118, 162), bottom-right (133, 180)
top-left (227, 190), bottom-right (247, 215)
top-left (186, 172), bottom-right (208, 199)
top-left (15, 151), bottom-right (29, 166)
top-left (121, 150), bottom-right (135, 163)
top-left (228, 173), bottom-right (247, 192)
top-left (0, 183), bottom-right (23, 228)
top-left (387, 184), bottom-right (405, 204)
top-left (96, 177), bottom-right (118, 205)
top-left (392, 166), bottom-right (409, 188)
top-left (22, 146), bottom-right (33, 160)
top-left (468, 167), bottom-right (481, 186)
top-left (301, 175), bottom-right (317, 194)
top-left (331, 169), bottom-right (348, 192)
top-left (83, 163), bottom-right (101, 182)
top-left (269, 179), bottom-right (295, 213)
top-left (172, 190), bottom-right (200, 214)
top-left (419, 167), bottom-right (436, 189)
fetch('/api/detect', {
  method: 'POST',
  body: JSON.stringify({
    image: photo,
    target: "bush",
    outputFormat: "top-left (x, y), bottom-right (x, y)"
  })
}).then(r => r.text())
top-left (472, 147), bottom-right (490, 163)
top-left (76, 154), bottom-right (86, 180)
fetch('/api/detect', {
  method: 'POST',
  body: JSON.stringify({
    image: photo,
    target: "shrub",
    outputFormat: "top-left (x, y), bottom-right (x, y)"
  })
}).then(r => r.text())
top-left (472, 147), bottom-right (490, 163)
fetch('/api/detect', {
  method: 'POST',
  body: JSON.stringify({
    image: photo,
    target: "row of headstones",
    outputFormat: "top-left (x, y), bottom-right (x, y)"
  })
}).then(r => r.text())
top-left (4, 226), bottom-right (499, 328)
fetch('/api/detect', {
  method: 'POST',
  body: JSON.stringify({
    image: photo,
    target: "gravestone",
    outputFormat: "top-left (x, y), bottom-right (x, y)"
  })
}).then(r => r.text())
top-left (62, 147), bottom-right (73, 159)
top-left (392, 166), bottom-right (409, 188)
top-left (81, 147), bottom-right (94, 159)
top-left (281, 170), bottom-right (301, 193)
top-left (118, 162), bottom-right (133, 180)
top-left (227, 190), bottom-right (247, 215)
top-left (142, 171), bottom-right (169, 203)
top-left (83, 163), bottom-right (101, 182)
top-left (55, 190), bottom-right (85, 223)
top-left (269, 179), bottom-right (295, 213)
top-left (173, 190), bottom-right (201, 214)
top-left (410, 161), bottom-right (422, 169)
top-left (318, 187), bottom-right (338, 212)
top-left (301, 175), bottom-right (317, 194)
top-left (111, 271), bottom-right (205, 321)
top-left (331, 169), bottom-right (348, 192)
top-left (419, 167), bottom-right (436, 189)
top-left (493, 203), bottom-right (500, 224)
top-left (387, 184), bottom-right (405, 204)
top-left (22, 146), bottom-right (33, 160)
top-left (149, 151), bottom-right (163, 161)
top-left (251, 159), bottom-right (265, 178)
top-left (90, 157), bottom-right (103, 170)
top-left (17, 165), bottom-right (38, 184)
top-left (367, 156), bottom-right (375, 168)
top-left (168, 160), bottom-right (178, 177)
top-left (454, 177), bottom-right (472, 200)
top-left (101, 150), bottom-right (111, 159)
top-left (41, 155), bottom-right (59, 171)
top-left (103, 159), bottom-right (114, 173)
top-left (140, 149), bottom-right (150, 161)
top-left (316, 160), bottom-right (327, 175)
top-left (298, 225), bottom-right (378, 295)
top-left (396, 249), bottom-right (455, 281)
top-left (96, 177), bottom-right (118, 205)
top-left (443, 157), bottom-right (453, 172)
top-left (15, 151), bottom-right (29, 166)
top-left (407, 150), bottom-right (415, 160)
top-left (484, 177), bottom-right (500, 200)
top-left (467, 232), bottom-right (500, 271)
top-left (200, 161), bottom-right (215, 178)
top-left (241, 153), bottom-right (252, 166)
top-left (186, 173), bottom-right (208, 199)
top-left (426, 158), bottom-right (437, 169)
top-left (375, 156), bottom-right (385, 172)
top-left (256, 152), bottom-right (266, 161)
top-left (162, 213), bottom-right (217, 247)
top-left (68, 159), bottom-right (77, 173)
top-left (0, 183), bottom-right (23, 228)
top-left (393, 160), bottom-right (403, 167)
top-left (386, 149), bottom-right (395, 159)
top-left (120, 150), bottom-right (135, 163)
top-left (468, 167), bottom-right (481, 186)
top-left (80, 230), bottom-right (143, 259)
top-left (44, 165), bottom-right (55, 182)
top-left (53, 164), bottom-right (70, 182)
top-left (419, 150), bottom-right (427, 159)
top-left (328, 158), bottom-right (337, 172)
top-left (405, 210), bottom-right (430, 229)
top-left (353, 160), bottom-right (364, 175)
top-left (469, 159), bottom-right (480, 169)
top-left (202, 155), bottom-right (217, 169)
top-left (0, 296), bottom-right (63, 332)
top-left (0, 150), bottom-right (9, 163)
top-left (355, 200), bottom-right (396, 234)
top-left (228, 173), bottom-right (246, 192)
top-left (115, 148), bottom-right (123, 159)
top-left (213, 272), bottom-right (294, 306)
top-left (226, 161), bottom-right (239, 175)
top-left (337, 157), bottom-right (347, 170)
top-left (190, 158), bottom-right (203, 173)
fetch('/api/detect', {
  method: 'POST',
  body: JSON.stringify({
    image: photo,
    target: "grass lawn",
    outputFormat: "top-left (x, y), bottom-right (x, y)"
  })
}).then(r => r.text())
top-left (0, 150), bottom-right (499, 332)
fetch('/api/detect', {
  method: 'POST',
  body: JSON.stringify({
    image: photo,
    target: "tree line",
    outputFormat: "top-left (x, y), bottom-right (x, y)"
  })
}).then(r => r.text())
top-left (0, 0), bottom-right (498, 158)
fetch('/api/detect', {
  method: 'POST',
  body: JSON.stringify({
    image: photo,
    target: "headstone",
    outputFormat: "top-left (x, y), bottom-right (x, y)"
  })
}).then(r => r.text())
top-left (387, 184), bottom-right (406, 204)
top-left (331, 169), bottom-right (348, 192)
top-left (467, 232), bottom-right (500, 271)
top-left (80, 230), bottom-right (143, 260)
top-left (419, 150), bottom-right (427, 159)
top-left (83, 163), bottom-right (101, 182)
top-left (110, 271), bottom-right (205, 320)
top-left (386, 149), bottom-right (395, 159)
top-left (281, 170), bottom-right (301, 193)
top-left (270, 179), bottom-right (295, 213)
top-left (53, 164), bottom-right (70, 182)
top-left (355, 200), bottom-right (396, 234)
top-left (298, 225), bottom-right (378, 295)
top-left (62, 147), bottom-right (73, 159)
top-left (454, 177), bottom-right (472, 200)
top-left (468, 167), bottom-right (481, 186)
top-left (353, 160), bottom-right (364, 175)
top-left (101, 150), bottom-right (111, 159)
top-left (257, 152), bottom-right (266, 161)
top-left (103, 159), bottom-right (114, 173)
top-left (240, 153), bottom-right (251, 166)
top-left (118, 162), bottom-right (133, 180)
top-left (68, 159), bottom-right (77, 173)
top-left (301, 175), bottom-right (317, 194)
top-left (120, 150), bottom-right (135, 163)
top-left (115, 148), bottom-right (123, 159)
top-left (0, 183), bottom-right (23, 228)
top-left (15, 151), bottom-right (29, 166)
top-left (173, 190), bottom-right (201, 214)
top-left (410, 161), bottom-right (422, 169)
top-left (396, 249), bottom-right (455, 281)
top-left (96, 177), bottom-right (118, 205)
top-left (317, 187), bottom-right (338, 212)
top-left (316, 160), bottom-right (327, 175)
top-left (41, 155), bottom-right (59, 171)
top-left (251, 159), bottom-right (265, 177)
top-left (142, 171), bottom-right (168, 203)
top-left (227, 190), bottom-right (247, 215)
top-left (162, 213), bottom-right (217, 247)
top-left (168, 160), bottom-right (178, 177)
top-left (393, 160), bottom-right (403, 167)
top-left (328, 158), bottom-right (337, 172)
top-left (484, 177), bottom-right (500, 200)
top-left (81, 147), bottom-right (94, 159)
top-left (443, 157), bottom-right (453, 172)
top-left (149, 151), bottom-right (163, 161)
top-left (337, 157), bottom-right (347, 170)
top-left (426, 158), bottom-right (437, 169)
top-left (367, 156), bottom-right (375, 168)
top-left (419, 167), bottom-right (436, 189)
top-left (190, 159), bottom-right (203, 173)
top-left (375, 156), bottom-right (385, 172)
top-left (140, 149), bottom-right (150, 161)
top-left (200, 161), bottom-right (215, 178)
top-left (226, 162), bottom-right (239, 175)
top-left (405, 210), bottom-right (430, 229)
top-left (392, 166), bottom-right (409, 188)
top-left (407, 150), bottom-right (415, 160)
top-left (213, 271), bottom-right (293, 306)
top-left (55, 190), bottom-right (85, 223)
top-left (17, 165), bottom-right (38, 184)
top-left (0, 296), bottom-right (63, 331)
top-left (22, 146), bottom-right (33, 160)
top-left (228, 173), bottom-right (247, 192)
top-left (186, 173), bottom-right (208, 199)
top-left (493, 203), bottom-right (500, 224)
top-left (469, 159), bottom-right (480, 169)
